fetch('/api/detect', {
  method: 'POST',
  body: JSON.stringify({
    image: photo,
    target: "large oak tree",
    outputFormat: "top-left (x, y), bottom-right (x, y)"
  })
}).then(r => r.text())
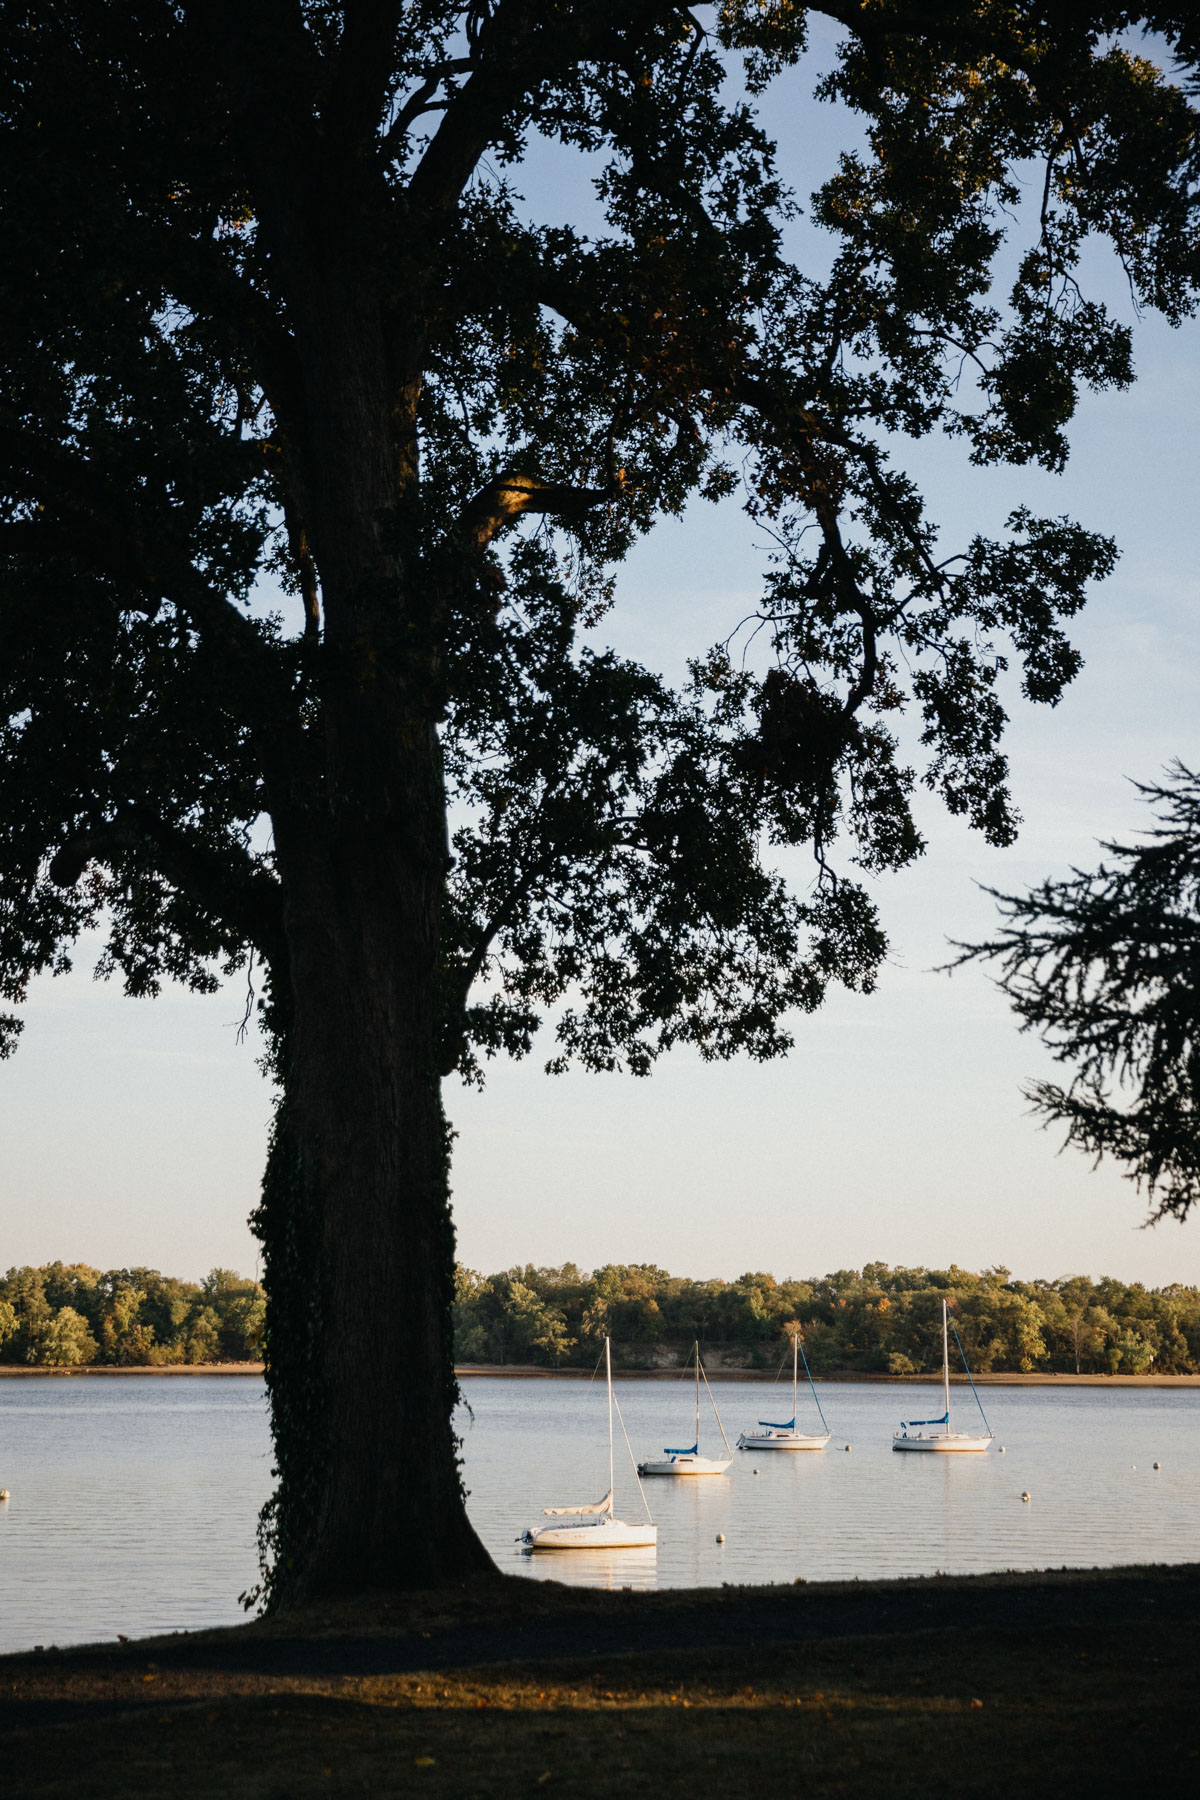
top-left (2, 3), bottom-right (1198, 1602)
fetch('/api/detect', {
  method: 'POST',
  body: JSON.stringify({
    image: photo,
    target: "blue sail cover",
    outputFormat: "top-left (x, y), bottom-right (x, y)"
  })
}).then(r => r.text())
top-left (664, 1443), bottom-right (699, 1456)
top-left (901, 1412), bottom-right (949, 1427)
top-left (757, 1418), bottom-right (796, 1430)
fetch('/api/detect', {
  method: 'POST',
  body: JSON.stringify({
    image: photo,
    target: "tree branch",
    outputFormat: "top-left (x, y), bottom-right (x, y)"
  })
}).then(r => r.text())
top-left (405, 2), bottom-right (680, 221)
top-left (161, 233), bottom-right (308, 451)
top-left (0, 425), bottom-right (279, 678)
top-left (379, 58), bottom-right (475, 163)
top-left (455, 471), bottom-right (613, 550)
top-left (810, 1), bottom-right (1041, 77)
top-left (48, 808), bottom-right (287, 974)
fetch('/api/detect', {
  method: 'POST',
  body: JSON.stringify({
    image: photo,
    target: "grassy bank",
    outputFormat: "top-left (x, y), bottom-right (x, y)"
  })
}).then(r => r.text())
top-left (4, 1565), bottom-right (1198, 1796)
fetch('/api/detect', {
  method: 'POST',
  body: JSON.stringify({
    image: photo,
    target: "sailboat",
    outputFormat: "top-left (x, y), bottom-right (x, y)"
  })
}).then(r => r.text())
top-left (520, 1337), bottom-right (658, 1549)
top-left (737, 1332), bottom-right (831, 1452)
top-left (892, 1298), bottom-right (993, 1453)
top-left (637, 1341), bottom-right (733, 1476)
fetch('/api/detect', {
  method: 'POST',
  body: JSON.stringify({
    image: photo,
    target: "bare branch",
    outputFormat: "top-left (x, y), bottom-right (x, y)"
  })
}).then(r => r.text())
top-left (379, 58), bottom-right (475, 162)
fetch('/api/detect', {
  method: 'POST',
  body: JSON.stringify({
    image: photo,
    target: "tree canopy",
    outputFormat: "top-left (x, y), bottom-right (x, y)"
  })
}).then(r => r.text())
top-left (2, 3), bottom-right (1199, 1600)
top-left (6, 4), bottom-right (1199, 1073)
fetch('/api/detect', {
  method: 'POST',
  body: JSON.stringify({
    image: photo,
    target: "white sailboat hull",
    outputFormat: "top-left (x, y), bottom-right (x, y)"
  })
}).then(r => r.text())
top-left (892, 1431), bottom-right (991, 1453)
top-left (738, 1431), bottom-right (830, 1452)
top-left (737, 1334), bottom-right (832, 1451)
top-left (638, 1454), bottom-right (732, 1477)
top-left (521, 1338), bottom-right (657, 1551)
top-left (893, 1302), bottom-right (994, 1455)
top-left (521, 1517), bottom-right (659, 1550)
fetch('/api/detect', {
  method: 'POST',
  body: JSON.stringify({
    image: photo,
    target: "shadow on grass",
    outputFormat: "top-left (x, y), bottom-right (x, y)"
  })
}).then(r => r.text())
top-left (6, 1612), bottom-right (1200, 1797)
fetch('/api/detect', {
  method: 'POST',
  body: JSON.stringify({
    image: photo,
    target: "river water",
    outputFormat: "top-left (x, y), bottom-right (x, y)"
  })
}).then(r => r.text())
top-left (0, 1374), bottom-right (1196, 1652)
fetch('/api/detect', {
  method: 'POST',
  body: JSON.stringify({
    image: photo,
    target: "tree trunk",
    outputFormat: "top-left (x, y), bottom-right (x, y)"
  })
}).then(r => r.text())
top-left (234, 134), bottom-right (496, 1591)
top-left (252, 456), bottom-right (496, 1595)
top-left (258, 770), bottom-right (495, 1601)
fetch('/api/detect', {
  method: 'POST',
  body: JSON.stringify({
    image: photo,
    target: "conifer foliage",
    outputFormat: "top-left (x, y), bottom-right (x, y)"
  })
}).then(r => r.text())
top-left (969, 765), bottom-right (1200, 1222)
top-left (1, 5), bottom-right (1198, 1600)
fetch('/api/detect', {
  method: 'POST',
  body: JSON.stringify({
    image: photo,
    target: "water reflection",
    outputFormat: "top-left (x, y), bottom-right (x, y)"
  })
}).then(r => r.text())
top-left (519, 1546), bottom-right (659, 1589)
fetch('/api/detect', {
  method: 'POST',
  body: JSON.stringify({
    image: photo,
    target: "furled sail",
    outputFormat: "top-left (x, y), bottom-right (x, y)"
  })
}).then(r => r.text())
top-left (543, 1488), bottom-right (613, 1517)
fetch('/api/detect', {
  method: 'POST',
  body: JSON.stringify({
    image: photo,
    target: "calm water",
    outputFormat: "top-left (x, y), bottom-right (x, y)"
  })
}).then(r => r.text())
top-left (0, 1374), bottom-right (1197, 1652)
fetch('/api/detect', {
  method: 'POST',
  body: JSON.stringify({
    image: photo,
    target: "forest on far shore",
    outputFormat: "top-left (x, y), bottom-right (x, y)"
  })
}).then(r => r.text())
top-left (0, 1264), bottom-right (264, 1366)
top-left (454, 1263), bottom-right (1200, 1376)
top-left (3, 1260), bottom-right (1199, 1375)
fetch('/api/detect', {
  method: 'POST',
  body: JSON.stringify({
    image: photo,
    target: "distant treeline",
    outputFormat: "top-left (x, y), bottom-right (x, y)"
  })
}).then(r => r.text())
top-left (0, 1264), bottom-right (264, 1366)
top-left (6, 1259), bottom-right (1199, 1375)
top-left (454, 1263), bottom-right (1200, 1375)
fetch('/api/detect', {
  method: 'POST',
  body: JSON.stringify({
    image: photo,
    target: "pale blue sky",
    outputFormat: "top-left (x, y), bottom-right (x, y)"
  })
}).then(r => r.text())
top-left (3, 21), bottom-right (1199, 1287)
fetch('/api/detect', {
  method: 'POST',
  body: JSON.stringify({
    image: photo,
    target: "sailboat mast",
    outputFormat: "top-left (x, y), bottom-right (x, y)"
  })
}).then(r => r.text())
top-left (942, 1300), bottom-right (951, 1425)
top-left (694, 1341), bottom-right (700, 1447)
top-left (606, 1335), bottom-right (614, 1497)
top-left (792, 1333), bottom-right (798, 1423)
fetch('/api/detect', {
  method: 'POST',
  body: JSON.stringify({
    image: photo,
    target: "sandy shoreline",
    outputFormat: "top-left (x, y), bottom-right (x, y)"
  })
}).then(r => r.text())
top-left (456, 1365), bottom-right (1200, 1385)
top-left (1, 1361), bottom-right (1197, 1385)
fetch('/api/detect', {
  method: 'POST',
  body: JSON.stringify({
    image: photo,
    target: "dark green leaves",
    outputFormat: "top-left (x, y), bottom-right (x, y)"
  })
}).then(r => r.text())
top-left (1, 4), bottom-right (1196, 1086)
top-left (963, 764), bottom-right (1200, 1220)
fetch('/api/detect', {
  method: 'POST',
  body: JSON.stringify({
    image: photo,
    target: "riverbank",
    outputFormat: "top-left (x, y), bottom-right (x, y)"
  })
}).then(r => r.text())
top-left (0, 1363), bottom-right (265, 1377)
top-left (3, 1362), bottom-right (1198, 1385)
top-left (3, 1563), bottom-right (1197, 1795)
top-left (456, 1364), bottom-right (1200, 1385)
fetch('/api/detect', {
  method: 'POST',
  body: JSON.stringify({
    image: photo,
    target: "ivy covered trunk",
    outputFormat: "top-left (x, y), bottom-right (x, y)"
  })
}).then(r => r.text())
top-left (256, 704), bottom-right (495, 1601)
top-left (250, 270), bottom-right (495, 1595)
